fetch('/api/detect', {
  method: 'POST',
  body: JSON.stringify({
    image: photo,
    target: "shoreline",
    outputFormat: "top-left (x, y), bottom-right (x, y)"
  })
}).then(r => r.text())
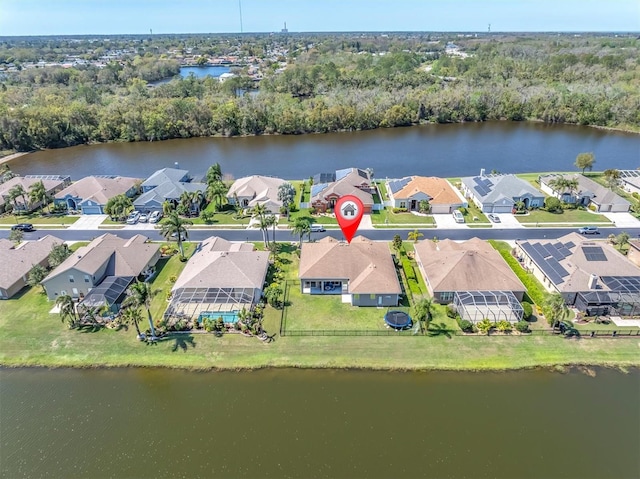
top-left (0, 151), bottom-right (31, 165)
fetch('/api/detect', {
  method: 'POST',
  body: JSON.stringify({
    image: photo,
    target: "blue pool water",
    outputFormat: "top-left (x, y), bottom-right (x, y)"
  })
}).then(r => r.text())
top-left (198, 311), bottom-right (239, 323)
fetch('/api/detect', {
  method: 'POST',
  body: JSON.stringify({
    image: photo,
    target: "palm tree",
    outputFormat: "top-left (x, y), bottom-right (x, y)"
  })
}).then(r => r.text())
top-left (9, 184), bottom-right (28, 212)
top-left (192, 190), bottom-right (205, 214)
top-left (252, 204), bottom-right (269, 246)
top-left (120, 306), bottom-right (144, 340)
top-left (179, 191), bottom-right (193, 214)
top-left (56, 294), bottom-right (77, 328)
top-left (123, 280), bottom-right (156, 340)
top-left (265, 214), bottom-right (278, 244)
top-left (206, 163), bottom-right (222, 185)
top-left (407, 229), bottom-right (424, 243)
top-left (206, 180), bottom-right (228, 211)
top-left (412, 297), bottom-right (434, 331)
top-left (160, 212), bottom-right (192, 257)
top-left (29, 180), bottom-right (50, 213)
top-left (291, 217), bottom-right (312, 247)
top-left (162, 200), bottom-right (174, 216)
top-left (545, 293), bottom-right (570, 331)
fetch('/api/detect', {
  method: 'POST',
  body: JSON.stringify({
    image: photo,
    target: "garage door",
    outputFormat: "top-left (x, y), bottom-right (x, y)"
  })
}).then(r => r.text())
top-left (491, 206), bottom-right (513, 214)
top-left (81, 205), bottom-right (103, 215)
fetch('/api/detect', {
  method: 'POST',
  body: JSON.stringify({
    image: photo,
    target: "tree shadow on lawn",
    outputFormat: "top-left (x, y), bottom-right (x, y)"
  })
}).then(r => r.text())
top-left (427, 322), bottom-right (453, 338)
top-left (168, 333), bottom-right (197, 352)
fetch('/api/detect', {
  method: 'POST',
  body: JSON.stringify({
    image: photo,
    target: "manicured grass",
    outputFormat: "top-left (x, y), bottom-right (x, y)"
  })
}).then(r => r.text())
top-left (0, 214), bottom-right (78, 225)
top-left (376, 181), bottom-right (389, 201)
top-left (371, 209), bottom-right (435, 225)
top-left (149, 243), bottom-right (196, 322)
top-left (189, 204), bottom-right (250, 225)
top-left (287, 209), bottom-right (338, 225)
top-left (460, 202), bottom-right (489, 223)
top-left (516, 209), bottom-right (611, 224)
top-left (299, 181), bottom-right (310, 203)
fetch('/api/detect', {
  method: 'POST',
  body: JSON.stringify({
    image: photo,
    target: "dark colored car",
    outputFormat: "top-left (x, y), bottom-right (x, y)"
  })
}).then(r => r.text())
top-left (11, 223), bottom-right (34, 232)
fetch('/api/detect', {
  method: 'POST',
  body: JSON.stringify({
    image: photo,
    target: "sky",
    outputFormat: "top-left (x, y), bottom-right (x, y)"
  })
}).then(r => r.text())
top-left (0, 0), bottom-right (638, 36)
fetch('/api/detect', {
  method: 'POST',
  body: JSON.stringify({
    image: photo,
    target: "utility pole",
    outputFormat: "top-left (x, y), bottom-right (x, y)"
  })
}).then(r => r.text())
top-left (488, 23), bottom-right (491, 33)
top-left (238, 0), bottom-right (243, 33)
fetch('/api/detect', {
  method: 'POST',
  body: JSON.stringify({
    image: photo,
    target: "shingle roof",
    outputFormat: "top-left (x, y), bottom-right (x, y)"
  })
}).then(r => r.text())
top-left (173, 237), bottom-right (268, 290)
top-left (299, 236), bottom-right (401, 294)
top-left (54, 176), bottom-right (139, 205)
top-left (226, 175), bottom-right (286, 209)
top-left (0, 235), bottom-right (62, 290)
top-left (134, 180), bottom-right (205, 206)
top-left (43, 233), bottom-right (159, 281)
top-left (539, 173), bottom-right (630, 207)
top-left (389, 176), bottom-right (461, 205)
top-left (461, 174), bottom-right (543, 204)
top-left (0, 177), bottom-right (67, 203)
top-left (414, 238), bottom-right (525, 293)
top-left (141, 168), bottom-right (190, 188)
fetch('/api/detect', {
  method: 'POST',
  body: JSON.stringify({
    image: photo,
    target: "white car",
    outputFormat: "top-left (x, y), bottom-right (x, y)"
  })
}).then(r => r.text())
top-left (149, 211), bottom-right (162, 223)
top-left (126, 211), bottom-right (140, 224)
top-left (310, 224), bottom-right (325, 232)
top-left (138, 212), bottom-right (149, 223)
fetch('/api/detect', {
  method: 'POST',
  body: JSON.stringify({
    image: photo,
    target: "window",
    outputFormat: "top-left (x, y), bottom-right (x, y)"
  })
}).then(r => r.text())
top-left (440, 292), bottom-right (454, 302)
top-left (370, 294), bottom-right (376, 300)
top-left (84, 275), bottom-right (90, 283)
top-left (68, 275), bottom-right (75, 283)
top-left (72, 288), bottom-right (78, 296)
top-left (400, 202), bottom-right (406, 209)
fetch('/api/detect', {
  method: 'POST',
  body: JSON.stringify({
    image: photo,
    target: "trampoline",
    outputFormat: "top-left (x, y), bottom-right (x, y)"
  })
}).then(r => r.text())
top-left (384, 311), bottom-right (413, 330)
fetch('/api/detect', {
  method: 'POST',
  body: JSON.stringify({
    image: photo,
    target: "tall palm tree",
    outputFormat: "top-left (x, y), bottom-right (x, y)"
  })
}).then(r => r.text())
top-left (9, 184), bottom-right (28, 211)
top-left (56, 294), bottom-right (77, 328)
top-left (252, 204), bottom-right (269, 247)
top-left (123, 280), bottom-right (156, 340)
top-left (545, 293), bottom-right (570, 331)
top-left (29, 180), bottom-right (50, 213)
top-left (412, 297), bottom-right (434, 331)
top-left (179, 191), bottom-right (193, 214)
top-left (192, 190), bottom-right (205, 214)
top-left (291, 217), bottom-right (311, 247)
top-left (206, 163), bottom-right (222, 185)
top-left (206, 180), bottom-right (228, 211)
top-left (162, 200), bottom-right (174, 216)
top-left (265, 214), bottom-right (278, 244)
top-left (120, 306), bottom-right (144, 339)
top-left (160, 212), bottom-right (192, 257)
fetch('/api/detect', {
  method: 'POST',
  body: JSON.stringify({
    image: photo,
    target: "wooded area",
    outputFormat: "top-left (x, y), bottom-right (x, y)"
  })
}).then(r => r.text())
top-left (0, 32), bottom-right (638, 151)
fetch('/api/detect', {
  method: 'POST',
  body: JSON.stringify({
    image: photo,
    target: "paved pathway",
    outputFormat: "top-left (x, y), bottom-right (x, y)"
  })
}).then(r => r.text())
top-left (609, 316), bottom-right (640, 327)
top-left (67, 214), bottom-right (108, 230)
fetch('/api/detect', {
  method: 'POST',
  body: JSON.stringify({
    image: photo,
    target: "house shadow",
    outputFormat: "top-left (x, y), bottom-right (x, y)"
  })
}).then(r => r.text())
top-left (169, 333), bottom-right (197, 352)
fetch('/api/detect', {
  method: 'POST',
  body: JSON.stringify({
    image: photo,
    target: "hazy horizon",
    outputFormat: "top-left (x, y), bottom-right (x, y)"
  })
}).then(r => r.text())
top-left (1, 0), bottom-right (638, 36)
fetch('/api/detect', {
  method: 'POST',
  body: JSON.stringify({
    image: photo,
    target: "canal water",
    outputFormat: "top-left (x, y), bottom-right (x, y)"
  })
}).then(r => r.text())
top-left (1, 367), bottom-right (638, 478)
top-left (9, 122), bottom-right (639, 180)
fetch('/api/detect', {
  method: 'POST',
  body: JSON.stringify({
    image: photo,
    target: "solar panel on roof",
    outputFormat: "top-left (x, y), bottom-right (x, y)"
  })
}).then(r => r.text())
top-left (582, 246), bottom-right (606, 261)
top-left (564, 241), bottom-right (575, 249)
top-left (601, 276), bottom-right (640, 293)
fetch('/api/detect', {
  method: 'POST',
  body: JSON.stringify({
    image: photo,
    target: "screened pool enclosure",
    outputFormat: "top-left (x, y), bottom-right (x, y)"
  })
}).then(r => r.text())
top-left (453, 291), bottom-right (524, 323)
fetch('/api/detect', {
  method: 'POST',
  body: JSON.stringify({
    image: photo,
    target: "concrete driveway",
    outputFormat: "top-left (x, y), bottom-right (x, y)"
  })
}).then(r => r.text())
top-left (67, 214), bottom-right (108, 230)
top-left (600, 212), bottom-right (640, 228)
top-left (490, 213), bottom-right (524, 229)
top-left (433, 214), bottom-right (468, 229)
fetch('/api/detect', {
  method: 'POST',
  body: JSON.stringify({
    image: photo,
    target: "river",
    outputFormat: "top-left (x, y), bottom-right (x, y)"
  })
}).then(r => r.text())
top-left (8, 122), bottom-right (639, 181)
top-left (0, 367), bottom-right (638, 479)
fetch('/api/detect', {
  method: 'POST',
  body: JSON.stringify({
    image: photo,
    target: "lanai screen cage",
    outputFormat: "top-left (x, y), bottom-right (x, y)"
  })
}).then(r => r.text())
top-left (576, 290), bottom-right (640, 317)
top-left (453, 291), bottom-right (524, 323)
top-left (164, 286), bottom-right (256, 322)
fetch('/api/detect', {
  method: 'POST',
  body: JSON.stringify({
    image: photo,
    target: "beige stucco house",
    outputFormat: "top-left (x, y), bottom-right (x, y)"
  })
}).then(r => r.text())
top-left (386, 176), bottom-right (467, 214)
top-left (227, 175), bottom-right (287, 213)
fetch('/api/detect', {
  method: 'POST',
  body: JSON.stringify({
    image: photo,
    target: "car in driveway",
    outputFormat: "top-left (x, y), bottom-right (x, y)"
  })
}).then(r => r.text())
top-left (11, 223), bottom-right (34, 232)
top-left (138, 212), bottom-right (149, 223)
top-left (578, 226), bottom-right (600, 235)
top-left (149, 211), bottom-right (162, 223)
top-left (126, 211), bottom-right (141, 224)
top-left (488, 214), bottom-right (501, 223)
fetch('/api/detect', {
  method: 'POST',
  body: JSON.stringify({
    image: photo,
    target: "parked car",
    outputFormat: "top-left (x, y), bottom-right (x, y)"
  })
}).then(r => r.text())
top-left (170, 231), bottom-right (187, 241)
top-left (310, 224), bottom-right (325, 232)
top-left (452, 210), bottom-right (465, 223)
top-left (488, 214), bottom-right (501, 223)
top-left (149, 211), bottom-right (162, 223)
top-left (138, 212), bottom-right (149, 223)
top-left (578, 226), bottom-right (600, 235)
top-left (126, 211), bottom-right (140, 224)
top-left (11, 223), bottom-right (34, 232)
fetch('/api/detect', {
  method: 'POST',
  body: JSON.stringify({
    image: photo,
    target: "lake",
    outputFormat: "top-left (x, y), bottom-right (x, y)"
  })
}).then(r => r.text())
top-left (180, 65), bottom-right (231, 78)
top-left (0, 367), bottom-right (638, 479)
top-left (9, 122), bottom-right (640, 181)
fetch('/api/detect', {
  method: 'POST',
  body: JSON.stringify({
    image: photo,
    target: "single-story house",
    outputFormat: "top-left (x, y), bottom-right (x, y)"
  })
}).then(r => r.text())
top-left (515, 233), bottom-right (640, 316)
top-left (140, 167), bottom-right (191, 193)
top-left (618, 170), bottom-right (640, 196)
top-left (461, 171), bottom-right (545, 213)
top-left (311, 168), bottom-right (375, 213)
top-left (299, 236), bottom-right (401, 307)
top-left (386, 176), bottom-right (467, 214)
top-left (539, 173), bottom-right (630, 212)
top-left (414, 237), bottom-right (526, 322)
top-left (164, 237), bottom-right (269, 321)
top-left (0, 175), bottom-right (70, 213)
top-left (54, 175), bottom-right (140, 214)
top-left (41, 233), bottom-right (160, 302)
top-left (0, 235), bottom-right (62, 299)
top-left (134, 179), bottom-right (206, 214)
top-left (226, 175), bottom-right (287, 213)
top-left (625, 239), bottom-right (640, 268)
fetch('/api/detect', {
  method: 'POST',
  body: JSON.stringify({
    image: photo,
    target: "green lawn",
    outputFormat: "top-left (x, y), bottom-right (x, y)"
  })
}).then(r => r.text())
top-left (516, 209), bottom-right (611, 224)
top-left (149, 243), bottom-right (196, 322)
top-left (287, 209), bottom-right (338, 225)
top-left (460, 202), bottom-right (489, 223)
top-left (376, 181), bottom-right (389, 201)
top-left (0, 214), bottom-right (78, 225)
top-left (189, 203), bottom-right (250, 225)
top-left (371, 208), bottom-right (435, 225)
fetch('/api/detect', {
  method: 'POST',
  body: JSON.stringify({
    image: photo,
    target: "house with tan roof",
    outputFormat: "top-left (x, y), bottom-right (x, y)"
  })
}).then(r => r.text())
top-left (414, 238), bottom-right (526, 322)
top-left (0, 235), bottom-right (62, 299)
top-left (299, 236), bottom-right (401, 306)
top-left (386, 176), bottom-right (467, 214)
top-left (54, 176), bottom-right (140, 215)
top-left (311, 168), bottom-right (375, 213)
top-left (516, 233), bottom-right (640, 316)
top-left (164, 237), bottom-right (269, 321)
top-left (41, 233), bottom-right (160, 302)
top-left (0, 175), bottom-right (70, 213)
top-left (227, 175), bottom-right (287, 213)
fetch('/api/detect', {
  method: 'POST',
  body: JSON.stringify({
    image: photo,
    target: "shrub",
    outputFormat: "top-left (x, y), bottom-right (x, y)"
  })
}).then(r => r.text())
top-left (458, 319), bottom-right (474, 332)
top-left (457, 206), bottom-right (468, 215)
top-left (521, 301), bottom-right (533, 320)
top-left (496, 320), bottom-right (512, 332)
top-left (544, 196), bottom-right (563, 213)
top-left (446, 304), bottom-right (457, 318)
top-left (401, 257), bottom-right (416, 281)
top-left (515, 320), bottom-right (530, 333)
top-left (200, 211), bottom-right (214, 223)
top-left (169, 275), bottom-right (177, 283)
top-left (408, 278), bottom-right (421, 295)
top-left (477, 318), bottom-right (494, 335)
top-left (392, 207), bottom-right (408, 213)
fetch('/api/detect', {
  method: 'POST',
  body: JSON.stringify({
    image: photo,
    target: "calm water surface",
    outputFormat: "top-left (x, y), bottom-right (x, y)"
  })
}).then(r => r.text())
top-left (1, 367), bottom-right (638, 479)
top-left (10, 122), bottom-right (639, 180)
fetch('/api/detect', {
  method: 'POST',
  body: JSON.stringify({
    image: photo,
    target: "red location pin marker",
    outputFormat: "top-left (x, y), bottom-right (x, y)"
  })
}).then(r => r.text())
top-left (335, 195), bottom-right (364, 244)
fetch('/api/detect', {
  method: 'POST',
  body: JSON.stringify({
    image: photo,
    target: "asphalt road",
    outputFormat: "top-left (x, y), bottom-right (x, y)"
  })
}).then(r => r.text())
top-left (2, 226), bottom-right (639, 243)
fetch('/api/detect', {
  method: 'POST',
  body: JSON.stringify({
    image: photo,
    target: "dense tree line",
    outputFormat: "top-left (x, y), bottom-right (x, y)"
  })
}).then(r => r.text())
top-left (0, 33), bottom-right (638, 151)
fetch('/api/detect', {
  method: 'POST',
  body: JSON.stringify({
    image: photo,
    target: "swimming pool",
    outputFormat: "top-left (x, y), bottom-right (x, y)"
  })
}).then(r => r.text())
top-left (198, 311), bottom-right (239, 323)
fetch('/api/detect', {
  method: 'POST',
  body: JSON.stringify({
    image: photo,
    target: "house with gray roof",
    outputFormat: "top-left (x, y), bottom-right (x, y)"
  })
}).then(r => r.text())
top-left (41, 233), bottom-right (160, 302)
top-left (516, 233), bottom-right (640, 316)
top-left (54, 175), bottom-right (140, 214)
top-left (299, 236), bottom-right (401, 306)
top-left (140, 167), bottom-right (191, 192)
top-left (461, 171), bottom-right (545, 213)
top-left (135, 167), bottom-right (205, 214)
top-left (0, 235), bottom-right (62, 299)
top-left (164, 237), bottom-right (269, 321)
top-left (539, 173), bottom-right (630, 212)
